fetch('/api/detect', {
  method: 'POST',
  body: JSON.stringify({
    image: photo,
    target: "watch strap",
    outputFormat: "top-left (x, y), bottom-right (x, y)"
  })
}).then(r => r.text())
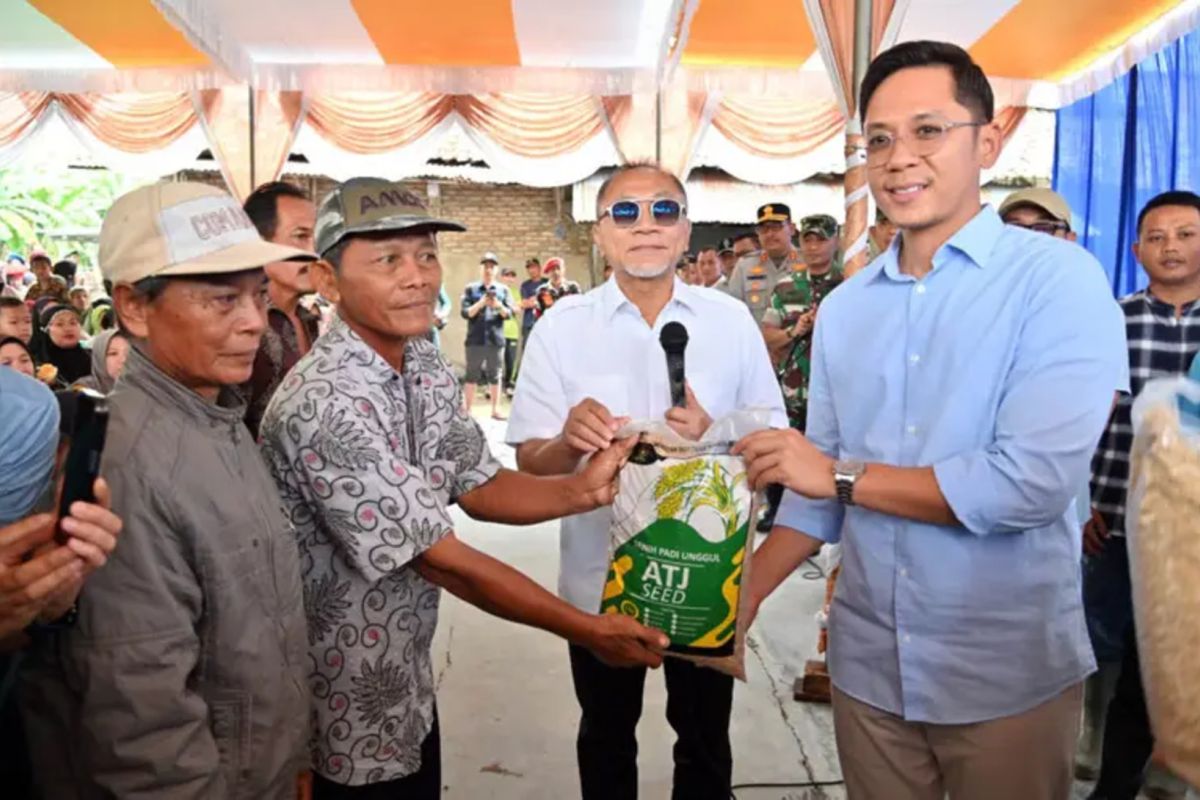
top-left (835, 474), bottom-right (856, 505)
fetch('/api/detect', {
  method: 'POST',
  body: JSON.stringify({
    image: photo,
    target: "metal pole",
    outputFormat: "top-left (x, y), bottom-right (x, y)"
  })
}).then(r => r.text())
top-left (655, 89), bottom-right (663, 166)
top-left (247, 86), bottom-right (257, 191)
top-left (853, 0), bottom-right (872, 98)
top-left (841, 0), bottom-right (873, 276)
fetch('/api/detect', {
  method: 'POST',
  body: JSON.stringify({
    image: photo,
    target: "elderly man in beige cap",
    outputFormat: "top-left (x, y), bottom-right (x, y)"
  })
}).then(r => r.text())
top-left (22, 182), bottom-right (318, 799)
top-left (259, 177), bottom-right (667, 799)
top-left (999, 187), bottom-right (1077, 241)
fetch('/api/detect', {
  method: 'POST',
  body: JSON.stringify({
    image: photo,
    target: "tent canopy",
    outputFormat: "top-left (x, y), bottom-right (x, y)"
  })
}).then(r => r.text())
top-left (2, 0), bottom-right (1197, 108)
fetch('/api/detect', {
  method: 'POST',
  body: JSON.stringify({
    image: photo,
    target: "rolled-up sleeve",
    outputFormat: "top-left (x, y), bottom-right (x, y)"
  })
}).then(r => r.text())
top-left (776, 316), bottom-right (844, 543)
top-left (934, 257), bottom-right (1128, 535)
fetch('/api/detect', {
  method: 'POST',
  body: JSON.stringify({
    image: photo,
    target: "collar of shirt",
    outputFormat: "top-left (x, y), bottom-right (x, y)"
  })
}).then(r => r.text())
top-left (871, 205), bottom-right (1002, 284)
top-left (600, 275), bottom-right (698, 322)
top-left (324, 313), bottom-right (437, 387)
top-left (123, 343), bottom-right (246, 426)
top-left (1142, 288), bottom-right (1200, 318)
top-left (265, 300), bottom-right (320, 342)
top-left (761, 248), bottom-right (804, 273)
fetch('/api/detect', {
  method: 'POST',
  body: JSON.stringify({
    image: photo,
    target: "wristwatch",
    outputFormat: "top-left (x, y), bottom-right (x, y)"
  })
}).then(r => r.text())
top-left (833, 459), bottom-right (867, 505)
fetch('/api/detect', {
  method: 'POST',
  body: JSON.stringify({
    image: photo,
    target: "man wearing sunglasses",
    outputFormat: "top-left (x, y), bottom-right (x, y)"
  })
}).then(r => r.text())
top-left (723, 203), bottom-right (807, 323)
top-left (999, 188), bottom-right (1077, 241)
top-left (508, 163), bottom-right (785, 800)
top-left (736, 41), bottom-right (1127, 800)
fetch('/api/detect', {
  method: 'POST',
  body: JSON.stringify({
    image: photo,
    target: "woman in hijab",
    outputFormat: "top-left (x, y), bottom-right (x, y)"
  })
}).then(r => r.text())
top-left (33, 304), bottom-right (90, 386)
top-left (75, 329), bottom-right (128, 393)
top-left (0, 336), bottom-right (36, 379)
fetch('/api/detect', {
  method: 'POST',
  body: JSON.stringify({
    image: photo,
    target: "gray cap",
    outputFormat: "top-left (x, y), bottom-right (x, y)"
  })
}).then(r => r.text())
top-left (314, 177), bottom-right (466, 257)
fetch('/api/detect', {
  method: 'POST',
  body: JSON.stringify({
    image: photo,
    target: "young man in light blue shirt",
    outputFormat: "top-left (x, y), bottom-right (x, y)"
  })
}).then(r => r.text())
top-left (735, 41), bottom-right (1128, 800)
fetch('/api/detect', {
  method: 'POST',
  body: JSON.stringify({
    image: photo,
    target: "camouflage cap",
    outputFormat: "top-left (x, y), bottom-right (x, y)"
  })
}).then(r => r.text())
top-left (314, 177), bottom-right (466, 258)
top-left (799, 214), bottom-right (839, 239)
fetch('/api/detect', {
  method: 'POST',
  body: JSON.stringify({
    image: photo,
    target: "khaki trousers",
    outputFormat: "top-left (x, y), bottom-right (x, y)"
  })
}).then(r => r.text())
top-left (832, 682), bottom-right (1084, 800)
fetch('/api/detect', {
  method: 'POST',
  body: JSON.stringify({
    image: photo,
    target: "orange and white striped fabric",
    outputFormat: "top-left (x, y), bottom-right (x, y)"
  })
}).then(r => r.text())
top-left (0, 0), bottom-right (1194, 108)
top-left (0, 0), bottom-right (1196, 195)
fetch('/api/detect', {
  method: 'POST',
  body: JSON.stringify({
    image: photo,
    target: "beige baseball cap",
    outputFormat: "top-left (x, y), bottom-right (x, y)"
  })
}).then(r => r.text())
top-left (99, 182), bottom-right (315, 286)
top-left (998, 187), bottom-right (1072, 225)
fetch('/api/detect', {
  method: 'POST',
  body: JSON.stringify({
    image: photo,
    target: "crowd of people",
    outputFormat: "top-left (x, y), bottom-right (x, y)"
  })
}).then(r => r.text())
top-left (0, 38), bottom-right (1197, 800)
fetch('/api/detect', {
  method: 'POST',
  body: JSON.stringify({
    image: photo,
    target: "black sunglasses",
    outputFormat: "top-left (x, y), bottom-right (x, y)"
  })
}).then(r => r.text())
top-left (601, 198), bottom-right (686, 227)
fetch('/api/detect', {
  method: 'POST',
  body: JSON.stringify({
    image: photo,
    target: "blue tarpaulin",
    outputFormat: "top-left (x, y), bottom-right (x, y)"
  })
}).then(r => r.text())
top-left (1054, 26), bottom-right (1200, 298)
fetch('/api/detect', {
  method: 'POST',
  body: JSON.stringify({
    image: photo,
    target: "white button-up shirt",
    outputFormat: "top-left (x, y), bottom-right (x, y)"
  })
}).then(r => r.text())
top-left (506, 277), bottom-right (787, 611)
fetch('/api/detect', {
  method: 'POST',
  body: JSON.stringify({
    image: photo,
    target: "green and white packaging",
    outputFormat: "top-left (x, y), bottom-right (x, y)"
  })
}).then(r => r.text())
top-left (600, 410), bottom-right (771, 679)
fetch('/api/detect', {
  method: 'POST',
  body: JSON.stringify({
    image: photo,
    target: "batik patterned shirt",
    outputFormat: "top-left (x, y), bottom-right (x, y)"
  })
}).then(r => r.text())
top-left (260, 315), bottom-right (500, 786)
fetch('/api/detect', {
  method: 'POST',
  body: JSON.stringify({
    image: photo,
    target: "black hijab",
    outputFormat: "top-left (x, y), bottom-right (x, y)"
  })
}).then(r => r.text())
top-left (35, 304), bottom-right (91, 384)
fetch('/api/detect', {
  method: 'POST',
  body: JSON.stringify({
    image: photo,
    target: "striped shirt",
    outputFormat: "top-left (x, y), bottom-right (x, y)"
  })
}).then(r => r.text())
top-left (1090, 290), bottom-right (1200, 536)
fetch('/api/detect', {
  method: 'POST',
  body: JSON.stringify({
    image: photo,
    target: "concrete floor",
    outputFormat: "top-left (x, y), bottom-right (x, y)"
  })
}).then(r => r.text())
top-left (432, 412), bottom-right (1161, 799)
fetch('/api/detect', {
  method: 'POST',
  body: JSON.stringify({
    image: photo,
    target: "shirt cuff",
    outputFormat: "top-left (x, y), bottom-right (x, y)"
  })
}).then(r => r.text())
top-left (775, 489), bottom-right (843, 544)
top-left (932, 455), bottom-right (987, 535)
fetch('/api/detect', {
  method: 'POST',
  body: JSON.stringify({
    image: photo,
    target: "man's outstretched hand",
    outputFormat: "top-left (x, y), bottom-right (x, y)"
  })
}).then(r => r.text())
top-left (572, 437), bottom-right (637, 511)
top-left (584, 613), bottom-right (669, 668)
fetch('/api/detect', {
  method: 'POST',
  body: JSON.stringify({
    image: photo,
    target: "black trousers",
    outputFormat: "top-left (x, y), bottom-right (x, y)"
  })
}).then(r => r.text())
top-left (569, 644), bottom-right (733, 800)
top-left (1088, 625), bottom-right (1155, 800)
top-left (313, 711), bottom-right (441, 800)
top-left (503, 338), bottom-right (519, 391)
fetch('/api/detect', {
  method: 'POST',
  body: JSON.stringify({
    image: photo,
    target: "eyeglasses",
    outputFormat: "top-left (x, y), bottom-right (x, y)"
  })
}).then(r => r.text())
top-left (600, 198), bottom-right (686, 228)
top-left (1007, 220), bottom-right (1070, 236)
top-left (865, 117), bottom-right (988, 167)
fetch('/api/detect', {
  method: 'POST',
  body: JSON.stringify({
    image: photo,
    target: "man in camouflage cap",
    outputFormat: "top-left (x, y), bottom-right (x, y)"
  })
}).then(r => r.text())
top-left (259, 177), bottom-right (667, 798)
top-left (757, 213), bottom-right (843, 530)
top-left (762, 213), bottom-right (843, 430)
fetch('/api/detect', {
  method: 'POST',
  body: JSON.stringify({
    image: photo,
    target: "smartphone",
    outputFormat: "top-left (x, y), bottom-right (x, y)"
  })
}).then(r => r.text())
top-left (54, 389), bottom-right (109, 545)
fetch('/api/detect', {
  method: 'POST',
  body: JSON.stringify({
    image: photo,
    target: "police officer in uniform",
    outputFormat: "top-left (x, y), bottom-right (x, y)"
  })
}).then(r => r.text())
top-left (722, 203), bottom-right (805, 323)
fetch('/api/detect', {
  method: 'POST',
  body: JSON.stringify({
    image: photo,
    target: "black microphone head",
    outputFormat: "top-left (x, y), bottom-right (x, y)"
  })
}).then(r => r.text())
top-left (659, 321), bottom-right (689, 354)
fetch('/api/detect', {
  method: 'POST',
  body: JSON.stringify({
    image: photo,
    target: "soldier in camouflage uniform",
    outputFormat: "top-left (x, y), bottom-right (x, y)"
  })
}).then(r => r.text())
top-left (761, 214), bottom-right (842, 431)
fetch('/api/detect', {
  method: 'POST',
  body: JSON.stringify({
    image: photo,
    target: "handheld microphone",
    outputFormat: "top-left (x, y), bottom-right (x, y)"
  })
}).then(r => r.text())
top-left (659, 322), bottom-right (689, 408)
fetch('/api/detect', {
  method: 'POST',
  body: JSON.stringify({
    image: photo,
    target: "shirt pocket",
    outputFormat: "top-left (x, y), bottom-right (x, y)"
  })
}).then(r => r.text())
top-left (563, 374), bottom-right (629, 418)
top-left (209, 688), bottom-right (253, 793)
top-left (195, 527), bottom-right (278, 667)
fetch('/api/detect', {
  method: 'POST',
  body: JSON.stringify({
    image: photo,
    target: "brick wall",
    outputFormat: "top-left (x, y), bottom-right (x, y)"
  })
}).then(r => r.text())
top-left (176, 170), bottom-right (597, 366)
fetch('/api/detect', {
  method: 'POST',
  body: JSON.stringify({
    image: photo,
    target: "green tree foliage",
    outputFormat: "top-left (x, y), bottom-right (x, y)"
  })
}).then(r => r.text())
top-left (0, 165), bottom-right (131, 262)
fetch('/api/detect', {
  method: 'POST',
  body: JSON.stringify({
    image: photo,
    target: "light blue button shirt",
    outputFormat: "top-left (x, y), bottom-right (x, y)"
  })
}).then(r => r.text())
top-left (778, 206), bottom-right (1129, 724)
